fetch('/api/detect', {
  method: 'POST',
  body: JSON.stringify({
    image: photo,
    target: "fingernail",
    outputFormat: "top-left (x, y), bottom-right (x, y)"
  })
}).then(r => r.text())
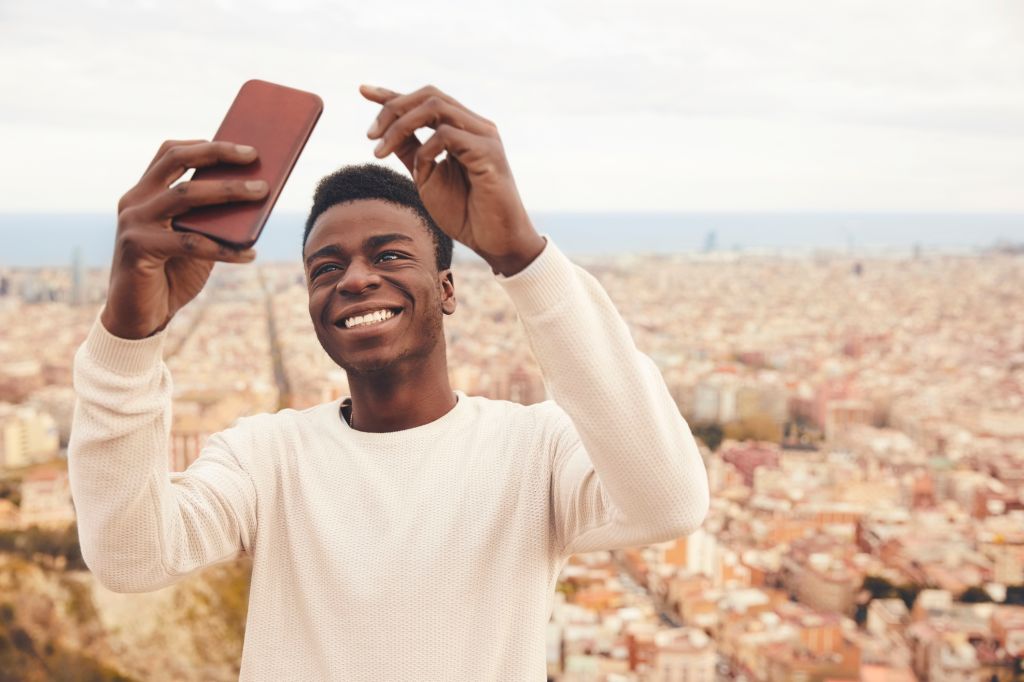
top-left (236, 144), bottom-right (256, 155)
top-left (246, 180), bottom-right (268, 193)
top-left (373, 140), bottom-right (386, 157)
top-left (367, 120), bottom-right (380, 138)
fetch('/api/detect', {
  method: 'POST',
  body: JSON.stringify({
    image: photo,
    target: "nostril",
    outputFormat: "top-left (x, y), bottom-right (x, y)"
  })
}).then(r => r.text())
top-left (335, 270), bottom-right (380, 294)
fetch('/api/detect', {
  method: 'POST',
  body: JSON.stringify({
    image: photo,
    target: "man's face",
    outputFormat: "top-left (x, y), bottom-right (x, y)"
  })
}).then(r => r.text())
top-left (303, 199), bottom-right (455, 375)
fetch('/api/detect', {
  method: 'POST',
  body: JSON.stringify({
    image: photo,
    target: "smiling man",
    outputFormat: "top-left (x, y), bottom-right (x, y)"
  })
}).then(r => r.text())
top-left (68, 84), bottom-right (710, 681)
top-left (302, 180), bottom-right (459, 432)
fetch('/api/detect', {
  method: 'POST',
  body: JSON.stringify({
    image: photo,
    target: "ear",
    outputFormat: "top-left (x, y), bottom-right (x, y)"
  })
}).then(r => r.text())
top-left (439, 269), bottom-right (456, 315)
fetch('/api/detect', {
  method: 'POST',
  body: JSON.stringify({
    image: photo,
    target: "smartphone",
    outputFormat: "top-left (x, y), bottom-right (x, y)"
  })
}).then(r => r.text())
top-left (172, 79), bottom-right (323, 248)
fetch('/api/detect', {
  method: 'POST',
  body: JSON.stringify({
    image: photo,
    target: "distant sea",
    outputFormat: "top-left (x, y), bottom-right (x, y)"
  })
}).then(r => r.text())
top-left (1, 212), bottom-right (1022, 267)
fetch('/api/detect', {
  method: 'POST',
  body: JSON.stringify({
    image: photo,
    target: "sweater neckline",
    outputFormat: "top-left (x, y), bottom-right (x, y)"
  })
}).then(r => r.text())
top-left (321, 390), bottom-right (471, 443)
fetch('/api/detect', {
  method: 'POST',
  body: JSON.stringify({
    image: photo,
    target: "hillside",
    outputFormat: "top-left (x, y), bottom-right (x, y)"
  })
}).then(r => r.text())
top-left (0, 551), bottom-right (251, 681)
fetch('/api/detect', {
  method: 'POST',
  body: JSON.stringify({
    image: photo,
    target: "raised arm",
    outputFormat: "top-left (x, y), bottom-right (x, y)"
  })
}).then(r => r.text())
top-left (69, 140), bottom-right (265, 591)
top-left (497, 241), bottom-right (710, 556)
top-left (362, 84), bottom-right (709, 557)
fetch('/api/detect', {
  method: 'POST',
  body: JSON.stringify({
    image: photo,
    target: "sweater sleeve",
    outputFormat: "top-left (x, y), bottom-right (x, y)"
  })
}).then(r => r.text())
top-left (67, 316), bottom-right (258, 593)
top-left (496, 238), bottom-right (709, 557)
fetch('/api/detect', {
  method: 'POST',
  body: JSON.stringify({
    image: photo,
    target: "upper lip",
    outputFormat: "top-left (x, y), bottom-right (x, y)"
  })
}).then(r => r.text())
top-left (332, 304), bottom-right (404, 326)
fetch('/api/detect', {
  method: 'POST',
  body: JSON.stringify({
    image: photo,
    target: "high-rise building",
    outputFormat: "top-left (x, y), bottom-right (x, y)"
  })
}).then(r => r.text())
top-left (703, 231), bottom-right (718, 253)
top-left (0, 404), bottom-right (60, 470)
top-left (692, 374), bottom-right (738, 424)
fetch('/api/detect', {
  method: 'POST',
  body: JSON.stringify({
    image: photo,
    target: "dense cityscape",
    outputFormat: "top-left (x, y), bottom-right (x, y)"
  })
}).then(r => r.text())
top-left (0, 242), bottom-right (1022, 681)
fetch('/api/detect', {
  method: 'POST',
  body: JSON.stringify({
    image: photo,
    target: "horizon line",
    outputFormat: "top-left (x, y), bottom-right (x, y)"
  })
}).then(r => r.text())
top-left (4, 209), bottom-right (1024, 217)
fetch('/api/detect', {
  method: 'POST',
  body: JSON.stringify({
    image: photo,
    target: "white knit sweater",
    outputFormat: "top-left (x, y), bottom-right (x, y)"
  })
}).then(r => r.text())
top-left (68, 238), bottom-right (709, 681)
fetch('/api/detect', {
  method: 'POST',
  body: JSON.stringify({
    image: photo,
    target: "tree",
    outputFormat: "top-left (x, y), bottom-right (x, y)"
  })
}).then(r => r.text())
top-left (896, 584), bottom-right (921, 610)
top-left (959, 586), bottom-right (992, 603)
top-left (692, 423), bottom-right (724, 452)
top-left (862, 575), bottom-right (897, 600)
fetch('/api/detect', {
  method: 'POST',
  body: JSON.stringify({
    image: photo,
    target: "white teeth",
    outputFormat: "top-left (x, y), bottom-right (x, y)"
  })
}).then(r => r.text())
top-left (343, 309), bottom-right (395, 328)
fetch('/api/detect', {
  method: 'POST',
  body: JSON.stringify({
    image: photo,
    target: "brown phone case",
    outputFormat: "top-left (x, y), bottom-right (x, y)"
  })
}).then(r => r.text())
top-left (172, 79), bottom-right (323, 248)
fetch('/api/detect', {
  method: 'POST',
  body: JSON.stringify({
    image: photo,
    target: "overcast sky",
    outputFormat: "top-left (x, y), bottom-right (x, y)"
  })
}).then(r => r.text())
top-left (1, 0), bottom-right (1023, 213)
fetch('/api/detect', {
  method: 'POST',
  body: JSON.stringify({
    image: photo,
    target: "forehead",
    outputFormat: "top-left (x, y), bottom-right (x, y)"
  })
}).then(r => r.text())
top-left (304, 199), bottom-right (433, 256)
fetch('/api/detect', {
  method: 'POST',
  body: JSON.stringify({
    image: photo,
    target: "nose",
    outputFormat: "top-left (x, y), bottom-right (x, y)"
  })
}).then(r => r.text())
top-left (335, 258), bottom-right (381, 295)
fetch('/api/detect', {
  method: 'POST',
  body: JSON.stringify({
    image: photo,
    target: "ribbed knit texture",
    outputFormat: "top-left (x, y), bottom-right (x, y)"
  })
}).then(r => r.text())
top-left (68, 238), bottom-right (710, 681)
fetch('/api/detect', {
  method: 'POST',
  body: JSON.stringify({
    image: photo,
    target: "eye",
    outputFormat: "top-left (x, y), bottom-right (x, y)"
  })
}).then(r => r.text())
top-left (311, 263), bottom-right (341, 278)
top-left (376, 251), bottom-right (404, 263)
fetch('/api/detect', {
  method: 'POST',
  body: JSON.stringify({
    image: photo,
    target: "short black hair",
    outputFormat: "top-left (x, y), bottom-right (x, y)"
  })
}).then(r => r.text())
top-left (303, 164), bottom-right (453, 271)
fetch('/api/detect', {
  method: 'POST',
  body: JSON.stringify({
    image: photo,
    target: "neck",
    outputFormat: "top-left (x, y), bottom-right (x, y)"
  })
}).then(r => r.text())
top-left (344, 353), bottom-right (456, 433)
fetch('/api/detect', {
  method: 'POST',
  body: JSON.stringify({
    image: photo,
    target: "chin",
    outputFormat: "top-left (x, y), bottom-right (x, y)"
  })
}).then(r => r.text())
top-left (332, 351), bottom-right (399, 376)
top-left (320, 322), bottom-right (445, 377)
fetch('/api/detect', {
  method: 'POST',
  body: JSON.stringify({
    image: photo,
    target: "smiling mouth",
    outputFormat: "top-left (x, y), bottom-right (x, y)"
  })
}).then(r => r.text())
top-left (336, 308), bottom-right (402, 330)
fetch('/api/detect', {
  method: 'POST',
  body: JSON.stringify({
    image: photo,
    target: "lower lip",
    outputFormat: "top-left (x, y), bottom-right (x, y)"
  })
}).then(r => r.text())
top-left (335, 311), bottom-right (402, 336)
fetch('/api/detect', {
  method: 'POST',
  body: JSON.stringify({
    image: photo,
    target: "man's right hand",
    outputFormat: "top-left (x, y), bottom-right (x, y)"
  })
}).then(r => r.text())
top-left (100, 140), bottom-right (269, 340)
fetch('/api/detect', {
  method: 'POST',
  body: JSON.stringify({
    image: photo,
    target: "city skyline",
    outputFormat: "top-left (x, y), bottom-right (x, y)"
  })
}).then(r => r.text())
top-left (2, 211), bottom-right (1023, 267)
top-left (1, 247), bottom-right (1022, 679)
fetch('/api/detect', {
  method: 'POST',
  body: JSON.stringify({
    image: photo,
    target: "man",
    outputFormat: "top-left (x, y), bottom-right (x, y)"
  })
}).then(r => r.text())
top-left (69, 84), bottom-right (710, 681)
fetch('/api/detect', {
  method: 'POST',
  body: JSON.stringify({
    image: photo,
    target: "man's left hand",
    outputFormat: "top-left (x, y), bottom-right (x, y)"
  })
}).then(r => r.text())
top-left (361, 84), bottom-right (546, 276)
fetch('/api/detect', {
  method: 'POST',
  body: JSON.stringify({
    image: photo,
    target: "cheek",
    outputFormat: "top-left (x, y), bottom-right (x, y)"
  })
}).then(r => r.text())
top-left (308, 292), bottom-right (326, 326)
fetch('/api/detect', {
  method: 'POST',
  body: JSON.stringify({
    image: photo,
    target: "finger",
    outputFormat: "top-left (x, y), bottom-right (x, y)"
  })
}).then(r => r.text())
top-left (142, 140), bottom-right (260, 191)
top-left (372, 97), bottom-right (496, 160)
top-left (358, 87), bottom-right (424, 172)
top-left (418, 125), bottom-right (501, 179)
top-left (362, 84), bottom-right (493, 140)
top-left (411, 129), bottom-right (447, 185)
top-left (149, 229), bottom-right (258, 263)
top-left (140, 178), bottom-right (269, 221)
top-left (391, 134), bottom-right (423, 178)
top-left (143, 139), bottom-right (207, 174)
top-left (120, 140), bottom-right (209, 211)
top-left (358, 84), bottom-right (401, 105)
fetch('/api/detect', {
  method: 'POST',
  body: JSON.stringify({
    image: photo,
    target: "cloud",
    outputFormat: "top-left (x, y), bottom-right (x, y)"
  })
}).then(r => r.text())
top-left (1, 0), bottom-right (1023, 211)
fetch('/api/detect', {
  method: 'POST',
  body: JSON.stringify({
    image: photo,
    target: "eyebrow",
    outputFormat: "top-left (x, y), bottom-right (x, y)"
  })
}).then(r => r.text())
top-left (304, 233), bottom-right (415, 267)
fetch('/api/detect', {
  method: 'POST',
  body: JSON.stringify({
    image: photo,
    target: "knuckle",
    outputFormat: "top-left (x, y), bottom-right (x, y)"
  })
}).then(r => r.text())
top-left (225, 181), bottom-right (248, 200)
top-left (117, 205), bottom-right (140, 226)
top-left (116, 231), bottom-right (142, 257)
top-left (165, 145), bottom-right (184, 164)
top-left (180, 232), bottom-right (201, 253)
top-left (117, 190), bottom-right (136, 214)
top-left (164, 150), bottom-right (189, 175)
